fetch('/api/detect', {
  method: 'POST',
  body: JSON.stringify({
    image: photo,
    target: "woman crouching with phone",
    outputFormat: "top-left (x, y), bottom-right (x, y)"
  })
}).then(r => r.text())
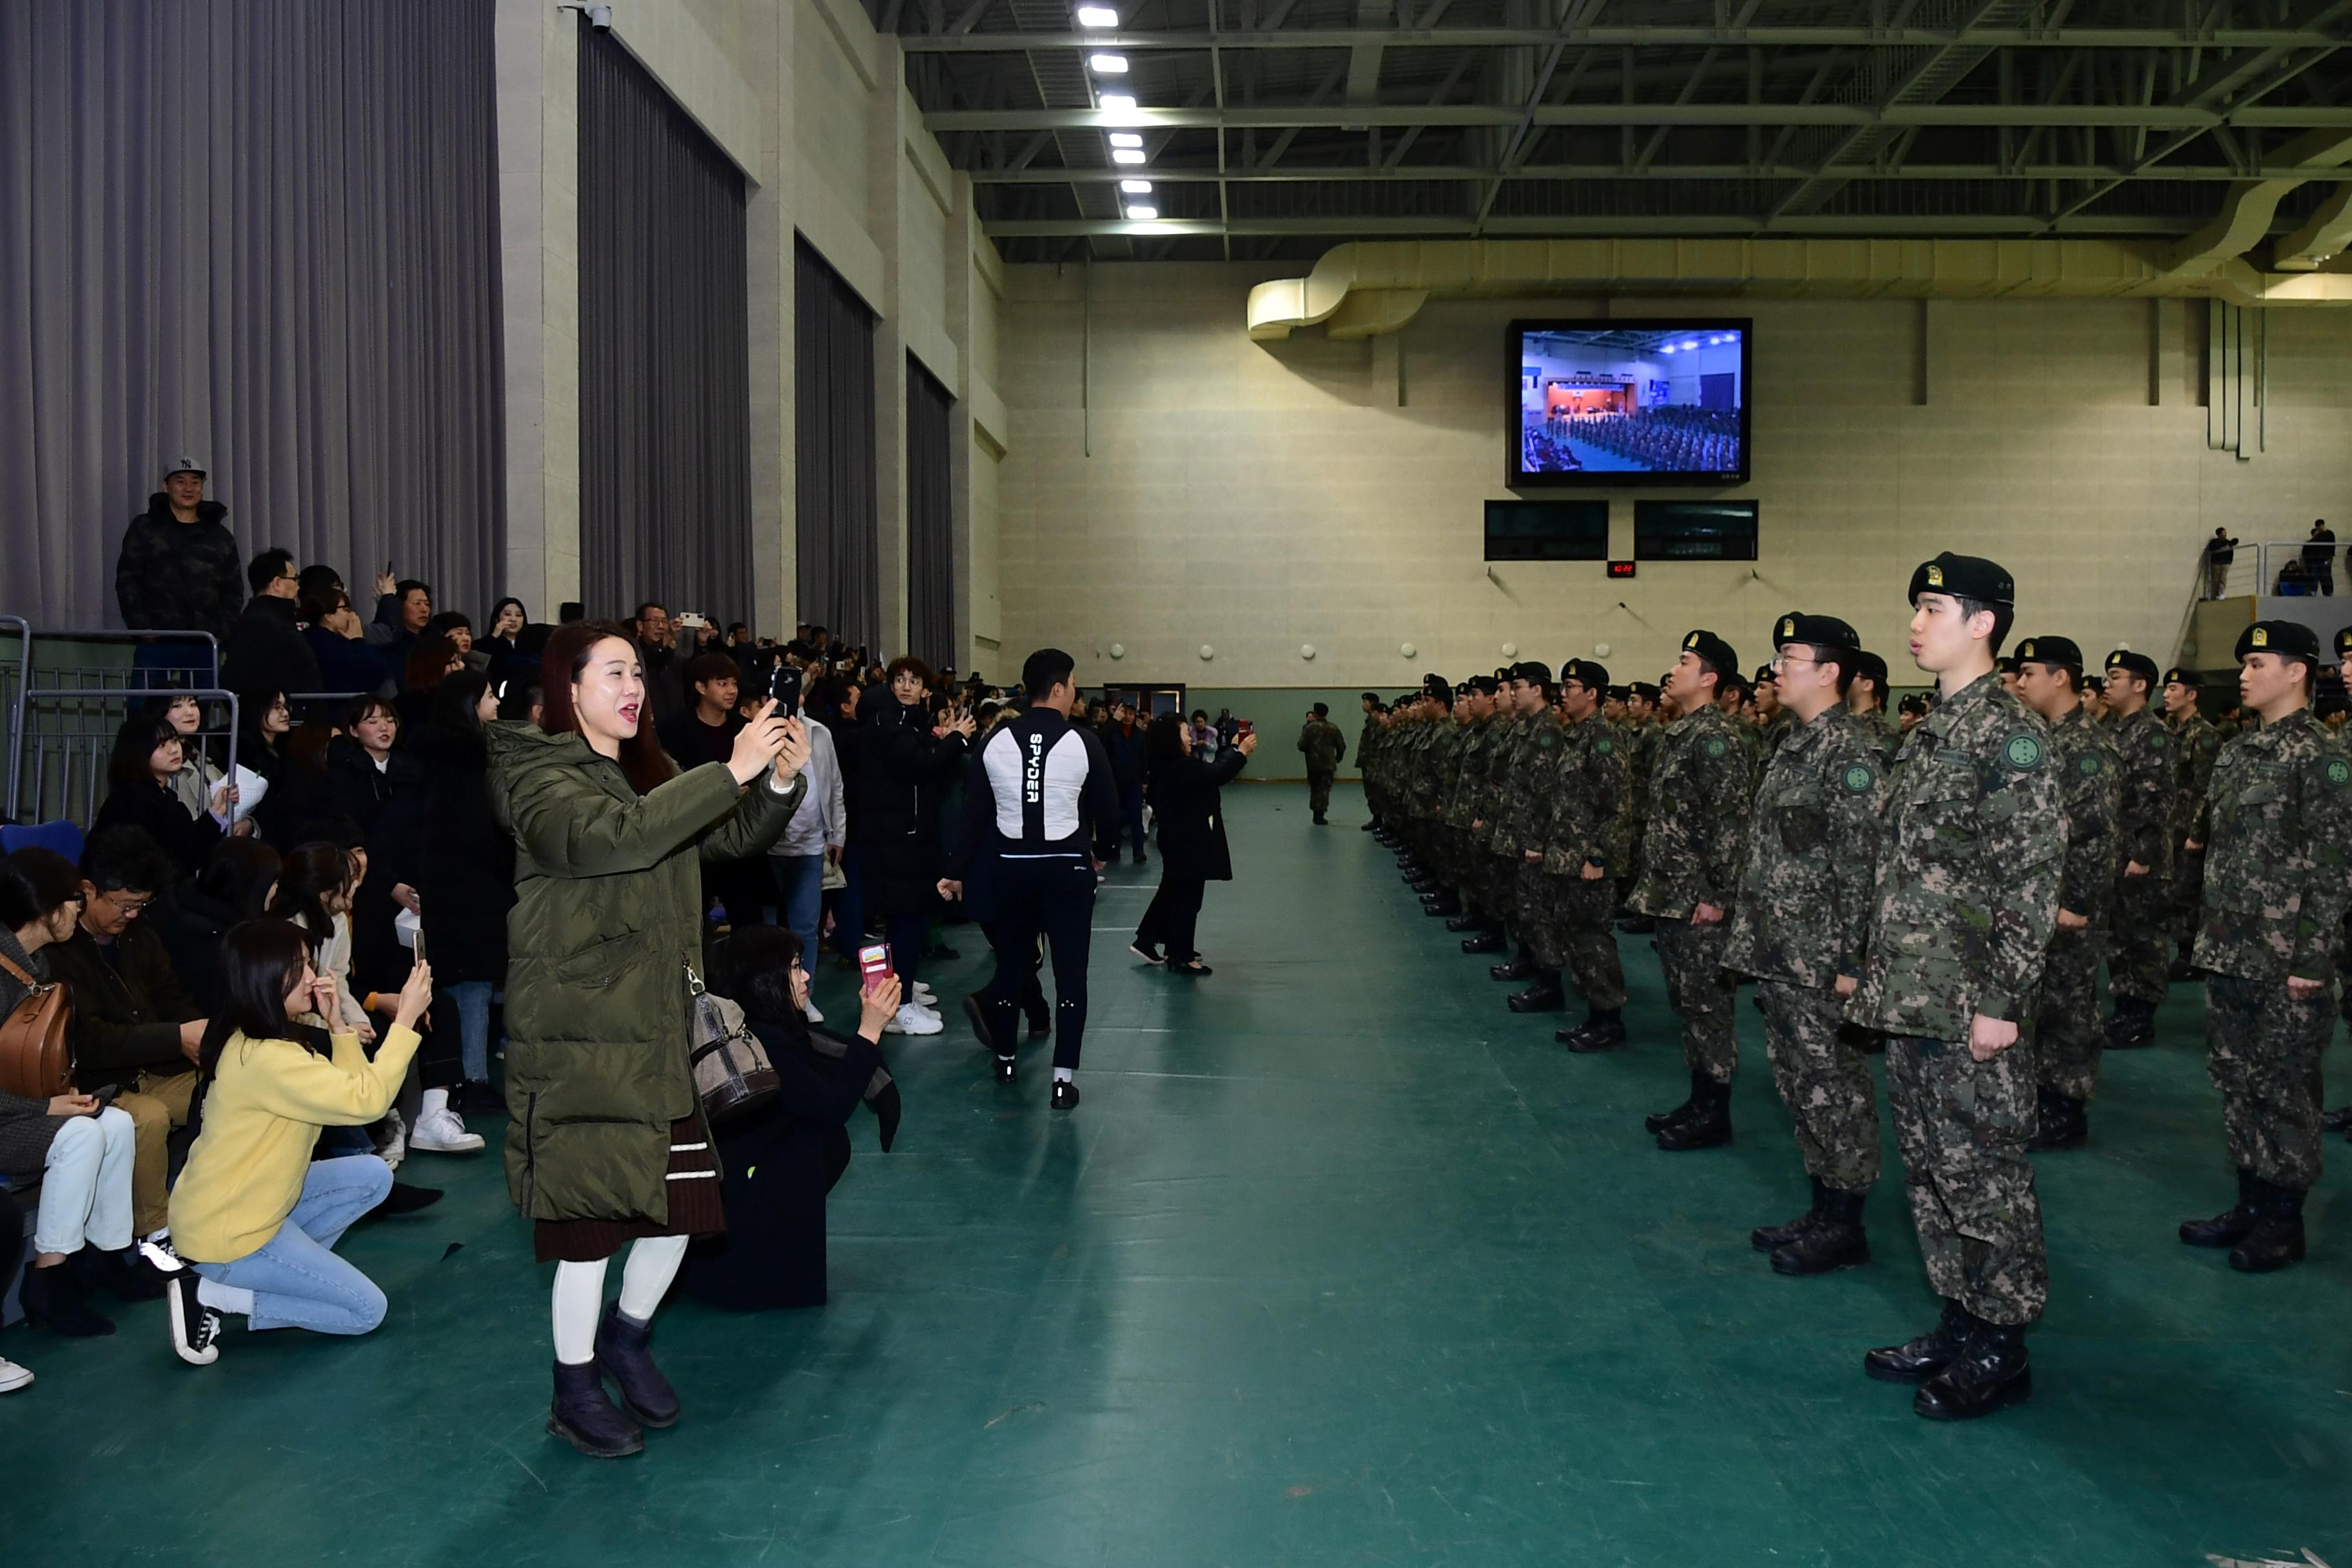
top-left (164, 920), bottom-right (434, 1365)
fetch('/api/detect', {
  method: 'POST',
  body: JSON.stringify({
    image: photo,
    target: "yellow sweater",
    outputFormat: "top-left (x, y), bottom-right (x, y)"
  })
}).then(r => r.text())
top-left (168, 1025), bottom-right (420, 1264)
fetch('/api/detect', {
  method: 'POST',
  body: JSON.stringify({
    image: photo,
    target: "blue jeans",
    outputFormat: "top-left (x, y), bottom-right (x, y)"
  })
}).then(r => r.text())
top-left (33, 1107), bottom-right (135, 1255)
top-left (769, 854), bottom-right (825, 966)
top-left (191, 1155), bottom-right (392, 1334)
top-left (444, 980), bottom-right (495, 1084)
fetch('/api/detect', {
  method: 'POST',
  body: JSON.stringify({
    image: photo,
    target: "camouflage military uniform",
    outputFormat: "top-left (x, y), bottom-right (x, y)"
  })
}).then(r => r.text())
top-left (1723, 707), bottom-right (1888, 1191)
top-left (1420, 716), bottom-right (1467, 890)
top-left (2105, 705), bottom-right (2179, 1006)
top-left (2032, 707), bottom-right (2122, 1102)
top-left (1848, 672), bottom-right (2063, 1327)
top-left (2193, 709), bottom-right (2352, 1193)
top-left (1478, 712), bottom-right (1534, 937)
top-left (1617, 718), bottom-right (1661, 908)
top-left (1534, 714), bottom-right (1630, 1011)
top-left (1499, 710), bottom-right (1564, 961)
top-left (2168, 711), bottom-right (2222, 952)
top-left (1629, 705), bottom-right (1752, 1083)
top-left (1298, 716), bottom-right (1347, 820)
top-left (1442, 709), bottom-right (1500, 920)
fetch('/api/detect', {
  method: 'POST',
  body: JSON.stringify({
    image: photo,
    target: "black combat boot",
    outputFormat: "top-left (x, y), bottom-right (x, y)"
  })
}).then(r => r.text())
top-left (1489, 951), bottom-right (1535, 982)
top-left (1445, 912), bottom-right (1487, 933)
top-left (2229, 1180), bottom-right (2308, 1273)
top-left (1558, 1010), bottom-right (1627, 1053)
top-left (1460, 930), bottom-right (1505, 954)
top-left (1772, 1186), bottom-right (1869, 1275)
top-left (1617, 914), bottom-right (1656, 935)
top-left (1645, 1070), bottom-right (1703, 1134)
top-left (2102, 996), bottom-right (2156, 1050)
top-left (1506, 972), bottom-right (1564, 1013)
top-left (2026, 1089), bottom-right (2088, 1152)
top-left (1864, 1299), bottom-right (1972, 1385)
top-left (1656, 1075), bottom-right (1732, 1151)
top-left (2166, 946), bottom-right (2197, 983)
top-left (1751, 1177), bottom-right (1827, 1252)
top-left (2323, 1104), bottom-right (2352, 1135)
top-left (2180, 1168), bottom-right (2261, 1248)
top-left (1913, 1313), bottom-right (2032, 1420)
top-left (1422, 892), bottom-right (1461, 916)
top-left (548, 1359), bottom-right (644, 1458)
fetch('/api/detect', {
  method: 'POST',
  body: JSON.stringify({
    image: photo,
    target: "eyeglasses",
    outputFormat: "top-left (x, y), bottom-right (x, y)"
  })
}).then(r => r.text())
top-left (1769, 651), bottom-right (1819, 674)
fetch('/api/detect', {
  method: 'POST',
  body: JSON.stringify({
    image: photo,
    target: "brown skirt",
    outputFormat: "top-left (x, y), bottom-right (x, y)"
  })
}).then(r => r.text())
top-left (533, 1115), bottom-right (726, 1263)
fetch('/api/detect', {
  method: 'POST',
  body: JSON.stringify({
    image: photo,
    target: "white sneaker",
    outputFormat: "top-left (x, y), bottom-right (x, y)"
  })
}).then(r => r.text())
top-left (910, 982), bottom-right (937, 1006)
top-left (802, 1000), bottom-right (825, 1024)
top-left (883, 1003), bottom-right (943, 1035)
top-left (138, 1235), bottom-right (186, 1275)
top-left (0, 1355), bottom-right (31, 1393)
top-left (409, 1106), bottom-right (485, 1154)
top-left (373, 1110), bottom-right (407, 1170)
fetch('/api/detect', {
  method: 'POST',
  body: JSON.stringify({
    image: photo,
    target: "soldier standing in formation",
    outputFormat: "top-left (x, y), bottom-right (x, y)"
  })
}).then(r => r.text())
top-left (2180, 621), bottom-right (2351, 1273)
top-left (1297, 703), bottom-right (1348, 826)
top-left (1537, 661), bottom-right (1631, 1053)
top-left (2163, 664), bottom-right (2222, 982)
top-left (2099, 651), bottom-right (2179, 1051)
top-left (1848, 553), bottom-right (2059, 1422)
top-left (1722, 614), bottom-right (1886, 1275)
top-left (2009, 637), bottom-right (2121, 1152)
top-left (1627, 632), bottom-right (1751, 1152)
top-left (1355, 692), bottom-right (1383, 832)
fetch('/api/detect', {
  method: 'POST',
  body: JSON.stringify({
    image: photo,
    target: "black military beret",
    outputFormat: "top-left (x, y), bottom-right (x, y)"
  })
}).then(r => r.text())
top-left (2235, 620), bottom-right (2322, 663)
top-left (2013, 634), bottom-right (2083, 672)
top-left (1629, 681), bottom-right (1661, 701)
top-left (1995, 655), bottom-right (2017, 674)
top-left (1558, 658), bottom-right (1609, 691)
top-left (1677, 629), bottom-right (1739, 679)
top-left (1311, 701), bottom-right (1329, 717)
top-left (1907, 551), bottom-right (2015, 607)
top-left (2162, 666), bottom-right (2196, 688)
top-left (1769, 611), bottom-right (1860, 654)
top-left (1509, 660), bottom-right (1552, 686)
top-left (1752, 663), bottom-right (1776, 686)
top-left (1853, 650), bottom-right (1890, 685)
top-left (2104, 649), bottom-right (2160, 685)
top-left (2335, 627), bottom-right (2352, 658)
top-left (1898, 694), bottom-right (1928, 716)
top-left (1427, 683), bottom-right (1455, 708)
top-left (1604, 684), bottom-right (1629, 701)
top-left (1467, 674), bottom-right (1500, 695)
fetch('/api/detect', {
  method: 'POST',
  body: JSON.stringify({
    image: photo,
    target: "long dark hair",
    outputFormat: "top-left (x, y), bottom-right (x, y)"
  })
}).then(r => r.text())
top-left (716, 924), bottom-right (810, 1036)
top-left (193, 839), bottom-right (281, 921)
top-left (108, 713), bottom-right (181, 789)
top-left (200, 918), bottom-right (328, 1078)
top-left (538, 620), bottom-right (678, 796)
top-left (268, 842), bottom-right (349, 942)
top-left (430, 668), bottom-right (494, 735)
top-left (0, 847), bottom-right (82, 931)
top-left (1144, 711), bottom-right (1186, 760)
top-left (406, 634), bottom-right (461, 694)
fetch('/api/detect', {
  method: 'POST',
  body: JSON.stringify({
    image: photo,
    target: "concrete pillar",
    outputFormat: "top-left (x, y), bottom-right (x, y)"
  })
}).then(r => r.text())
top-left (745, 0), bottom-right (797, 638)
top-left (869, 42), bottom-right (909, 658)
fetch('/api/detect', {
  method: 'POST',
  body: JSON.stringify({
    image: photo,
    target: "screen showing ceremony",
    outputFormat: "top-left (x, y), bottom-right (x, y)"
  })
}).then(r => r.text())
top-left (1514, 323), bottom-right (1749, 485)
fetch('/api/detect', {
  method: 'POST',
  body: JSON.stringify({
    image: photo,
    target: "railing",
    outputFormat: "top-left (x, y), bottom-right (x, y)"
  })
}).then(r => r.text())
top-left (2201, 540), bottom-right (2352, 600)
top-left (4, 627), bottom-right (222, 827)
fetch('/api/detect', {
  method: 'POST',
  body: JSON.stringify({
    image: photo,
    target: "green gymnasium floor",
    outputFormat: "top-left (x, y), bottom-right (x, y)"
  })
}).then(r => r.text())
top-left (6, 781), bottom-right (2348, 1567)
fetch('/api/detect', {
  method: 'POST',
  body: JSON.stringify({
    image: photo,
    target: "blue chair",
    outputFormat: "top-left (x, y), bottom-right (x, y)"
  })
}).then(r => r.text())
top-left (0, 820), bottom-right (86, 863)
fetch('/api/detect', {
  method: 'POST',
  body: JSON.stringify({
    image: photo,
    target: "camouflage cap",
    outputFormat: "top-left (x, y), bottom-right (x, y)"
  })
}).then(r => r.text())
top-left (2104, 649), bottom-right (2160, 685)
top-left (1677, 629), bottom-right (1739, 679)
top-left (2235, 620), bottom-right (2322, 663)
top-left (1558, 658), bottom-right (1609, 691)
top-left (2014, 634), bottom-right (2084, 672)
top-left (1770, 611), bottom-right (1860, 654)
top-left (1907, 551), bottom-right (2015, 607)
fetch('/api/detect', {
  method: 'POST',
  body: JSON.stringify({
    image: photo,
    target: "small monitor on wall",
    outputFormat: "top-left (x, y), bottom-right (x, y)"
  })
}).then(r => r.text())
top-left (1511, 319), bottom-right (1751, 487)
top-left (1634, 500), bottom-right (1759, 562)
top-left (1485, 499), bottom-right (1609, 562)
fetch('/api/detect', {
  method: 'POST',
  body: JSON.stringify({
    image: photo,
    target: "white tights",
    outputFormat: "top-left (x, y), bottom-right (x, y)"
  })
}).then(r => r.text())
top-left (549, 1235), bottom-right (689, 1365)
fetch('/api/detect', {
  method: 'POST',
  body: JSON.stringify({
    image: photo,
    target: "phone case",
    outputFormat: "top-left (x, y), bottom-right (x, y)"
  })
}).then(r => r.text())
top-left (858, 943), bottom-right (894, 994)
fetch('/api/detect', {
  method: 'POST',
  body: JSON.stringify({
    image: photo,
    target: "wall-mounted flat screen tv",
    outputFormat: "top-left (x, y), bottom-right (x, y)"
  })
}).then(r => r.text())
top-left (1511, 319), bottom-right (1751, 487)
top-left (1484, 500), bottom-right (1609, 562)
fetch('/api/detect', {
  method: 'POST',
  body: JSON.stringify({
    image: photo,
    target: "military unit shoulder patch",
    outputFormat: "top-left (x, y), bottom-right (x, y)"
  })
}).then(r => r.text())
top-left (1840, 761), bottom-right (1876, 795)
top-left (2078, 754), bottom-right (2103, 776)
top-left (2001, 733), bottom-right (2045, 772)
top-left (1703, 736), bottom-right (1728, 759)
top-left (2148, 732), bottom-right (2166, 750)
top-left (2328, 757), bottom-right (2351, 789)
top-left (1596, 738), bottom-right (1614, 754)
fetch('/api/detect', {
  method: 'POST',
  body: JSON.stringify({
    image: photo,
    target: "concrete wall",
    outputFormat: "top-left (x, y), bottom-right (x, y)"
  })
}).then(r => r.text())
top-left (992, 262), bottom-right (2352, 691)
top-left (493, 0), bottom-right (1007, 663)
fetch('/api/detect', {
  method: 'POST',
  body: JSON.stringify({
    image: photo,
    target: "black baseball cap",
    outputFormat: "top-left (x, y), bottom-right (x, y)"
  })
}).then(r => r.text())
top-left (1908, 552), bottom-right (2015, 607)
top-left (2014, 636), bottom-right (2084, 673)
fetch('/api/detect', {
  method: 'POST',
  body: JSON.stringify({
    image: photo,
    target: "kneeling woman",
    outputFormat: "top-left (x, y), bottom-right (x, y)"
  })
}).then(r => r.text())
top-left (683, 925), bottom-right (902, 1311)
top-left (164, 921), bottom-right (433, 1365)
top-left (492, 621), bottom-right (810, 1460)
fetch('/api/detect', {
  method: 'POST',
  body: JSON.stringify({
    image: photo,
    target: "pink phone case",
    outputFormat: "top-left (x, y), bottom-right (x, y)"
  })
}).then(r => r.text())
top-left (858, 943), bottom-right (894, 994)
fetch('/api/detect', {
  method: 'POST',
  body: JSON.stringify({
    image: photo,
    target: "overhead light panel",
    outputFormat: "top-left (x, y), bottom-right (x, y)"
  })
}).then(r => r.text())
top-left (1125, 204), bottom-right (1159, 220)
top-left (1108, 132), bottom-right (1142, 148)
top-left (1119, 179), bottom-right (1152, 193)
top-left (1088, 53), bottom-right (1128, 73)
top-left (1076, 5), bottom-right (1119, 24)
top-left (1112, 148), bottom-right (1146, 164)
top-left (1099, 92), bottom-right (1137, 110)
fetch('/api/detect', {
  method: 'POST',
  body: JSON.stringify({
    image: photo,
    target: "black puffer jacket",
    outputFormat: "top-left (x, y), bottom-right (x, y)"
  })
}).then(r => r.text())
top-left (115, 495), bottom-right (244, 640)
top-left (220, 595), bottom-right (323, 703)
top-left (395, 716), bottom-right (515, 985)
top-left (852, 697), bottom-right (968, 917)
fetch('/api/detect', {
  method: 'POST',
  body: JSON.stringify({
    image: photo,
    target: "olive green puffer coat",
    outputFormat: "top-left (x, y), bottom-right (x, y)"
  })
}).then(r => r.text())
top-left (488, 721), bottom-right (806, 1223)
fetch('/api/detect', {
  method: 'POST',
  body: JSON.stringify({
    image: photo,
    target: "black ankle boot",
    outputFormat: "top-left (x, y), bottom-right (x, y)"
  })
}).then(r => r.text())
top-left (2026, 1090), bottom-right (2088, 1152)
top-left (21, 1260), bottom-right (115, 1338)
top-left (2103, 997), bottom-right (2155, 1050)
top-left (2324, 1104), bottom-right (2352, 1135)
top-left (548, 1359), bottom-right (644, 1458)
top-left (1558, 1011), bottom-right (1627, 1053)
top-left (1507, 974), bottom-right (1564, 1013)
top-left (1460, 930), bottom-right (1505, 954)
top-left (2180, 1168), bottom-right (2262, 1248)
top-left (2230, 1181), bottom-right (2308, 1273)
top-left (1772, 1187), bottom-right (1870, 1275)
top-left (1645, 1070), bottom-right (1705, 1135)
top-left (594, 1302), bottom-right (680, 1428)
top-left (1914, 1315), bottom-right (2032, 1420)
top-left (1444, 912), bottom-right (1486, 933)
top-left (1865, 1299), bottom-right (1973, 1385)
top-left (1489, 955), bottom-right (1534, 983)
top-left (1656, 1076), bottom-right (1732, 1151)
top-left (1752, 1178), bottom-right (1827, 1252)
top-left (1422, 894), bottom-right (1461, 916)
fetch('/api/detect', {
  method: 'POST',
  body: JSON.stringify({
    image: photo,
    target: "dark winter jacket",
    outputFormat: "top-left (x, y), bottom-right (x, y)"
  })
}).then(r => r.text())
top-left (851, 698), bottom-right (969, 917)
top-left (488, 721), bottom-right (806, 1224)
top-left (0, 931), bottom-right (66, 1179)
top-left (219, 596), bottom-right (322, 705)
top-left (1101, 721), bottom-right (1147, 788)
top-left (46, 921), bottom-right (204, 1093)
top-left (91, 778), bottom-right (224, 884)
top-left (397, 717), bottom-right (514, 985)
top-left (303, 625), bottom-right (398, 698)
top-left (322, 736), bottom-right (415, 994)
top-left (1147, 746), bottom-right (1250, 883)
top-left (115, 495), bottom-right (244, 640)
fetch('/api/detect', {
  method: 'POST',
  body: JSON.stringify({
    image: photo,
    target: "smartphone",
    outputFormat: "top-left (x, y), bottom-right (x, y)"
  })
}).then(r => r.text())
top-left (92, 1083), bottom-right (121, 1107)
top-left (770, 662), bottom-right (803, 718)
top-left (412, 921), bottom-right (428, 966)
top-left (1235, 719), bottom-right (1255, 737)
top-left (857, 943), bottom-right (894, 995)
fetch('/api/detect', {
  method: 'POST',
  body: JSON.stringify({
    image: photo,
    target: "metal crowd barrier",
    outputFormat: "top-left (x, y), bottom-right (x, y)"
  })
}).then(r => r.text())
top-left (5, 626), bottom-right (223, 827)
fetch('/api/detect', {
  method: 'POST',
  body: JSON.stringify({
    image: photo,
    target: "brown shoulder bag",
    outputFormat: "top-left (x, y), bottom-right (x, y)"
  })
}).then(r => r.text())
top-left (0, 953), bottom-right (73, 1099)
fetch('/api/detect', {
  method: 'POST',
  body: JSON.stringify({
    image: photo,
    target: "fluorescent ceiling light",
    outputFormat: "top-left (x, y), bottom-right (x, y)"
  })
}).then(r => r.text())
top-left (1112, 148), bottom-right (1146, 164)
top-left (1088, 53), bottom-right (1128, 73)
top-left (1099, 92), bottom-right (1137, 110)
top-left (1108, 132), bottom-right (1143, 148)
top-left (1124, 204), bottom-right (1159, 220)
top-left (1076, 6), bottom-right (1119, 24)
top-left (1120, 179), bottom-right (1152, 193)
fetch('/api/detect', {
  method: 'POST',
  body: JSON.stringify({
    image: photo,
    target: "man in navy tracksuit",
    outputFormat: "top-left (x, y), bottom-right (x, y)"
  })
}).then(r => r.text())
top-left (941, 648), bottom-right (1120, 1110)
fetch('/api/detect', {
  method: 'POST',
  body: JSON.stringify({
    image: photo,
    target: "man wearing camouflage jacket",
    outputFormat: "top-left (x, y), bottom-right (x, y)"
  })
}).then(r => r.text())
top-left (2099, 650), bottom-right (2179, 1050)
top-left (1533, 660), bottom-right (1630, 1051)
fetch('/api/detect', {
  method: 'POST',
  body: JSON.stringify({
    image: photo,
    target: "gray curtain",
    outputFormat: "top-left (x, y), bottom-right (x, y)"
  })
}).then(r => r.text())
top-left (577, 26), bottom-right (753, 629)
top-left (0, 0), bottom-right (504, 629)
top-left (905, 356), bottom-right (956, 669)
top-left (794, 240), bottom-right (879, 646)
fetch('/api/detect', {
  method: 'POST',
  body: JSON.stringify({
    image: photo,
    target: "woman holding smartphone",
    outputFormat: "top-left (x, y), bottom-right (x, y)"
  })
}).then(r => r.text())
top-left (491, 619), bottom-right (810, 1459)
top-left (1133, 714), bottom-right (1257, 975)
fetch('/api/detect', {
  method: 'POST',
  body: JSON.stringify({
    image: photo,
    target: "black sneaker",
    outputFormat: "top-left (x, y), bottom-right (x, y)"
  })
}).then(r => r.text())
top-left (1051, 1080), bottom-right (1080, 1111)
top-left (1132, 851), bottom-right (1148, 866)
top-left (1130, 939), bottom-right (1164, 964)
top-left (994, 1054), bottom-right (1017, 1085)
top-left (166, 1273), bottom-right (222, 1366)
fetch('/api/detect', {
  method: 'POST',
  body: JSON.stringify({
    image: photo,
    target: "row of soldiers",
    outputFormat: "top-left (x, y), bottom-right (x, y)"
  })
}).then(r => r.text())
top-left (1353, 552), bottom-right (2349, 1425)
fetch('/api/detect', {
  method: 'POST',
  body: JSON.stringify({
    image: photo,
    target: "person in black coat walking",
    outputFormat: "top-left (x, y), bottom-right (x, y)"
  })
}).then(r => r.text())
top-left (1133, 713), bottom-right (1256, 975)
top-left (681, 926), bottom-right (900, 1311)
top-left (852, 660), bottom-right (974, 1019)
